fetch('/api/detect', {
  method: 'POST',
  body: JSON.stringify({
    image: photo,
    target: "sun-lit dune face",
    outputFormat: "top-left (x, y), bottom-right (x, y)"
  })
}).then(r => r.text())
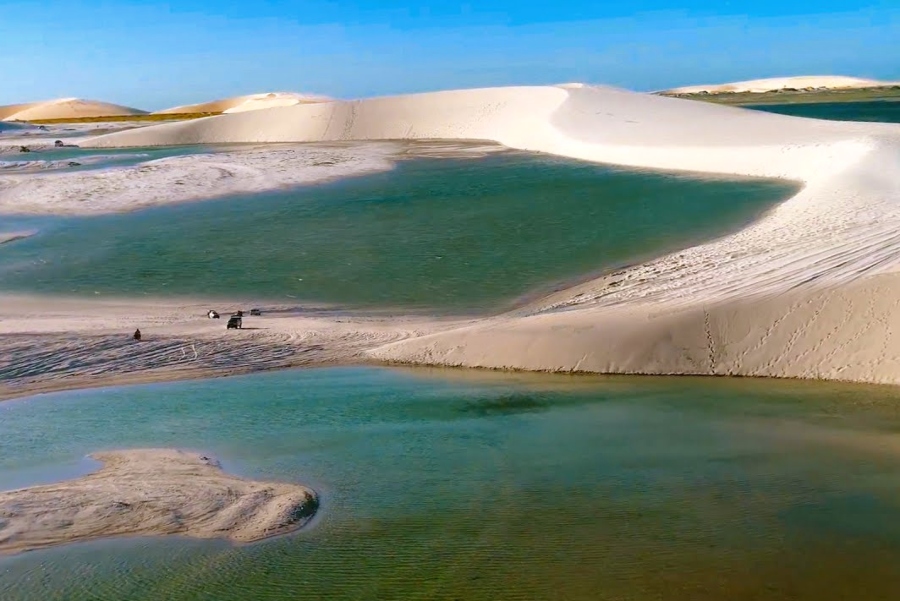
top-left (0, 101), bottom-right (44, 120)
top-left (0, 98), bottom-right (147, 121)
top-left (154, 92), bottom-right (333, 115)
top-left (663, 75), bottom-right (900, 94)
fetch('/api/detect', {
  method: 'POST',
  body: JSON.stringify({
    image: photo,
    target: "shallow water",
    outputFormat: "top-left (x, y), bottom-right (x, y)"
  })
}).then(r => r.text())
top-left (0, 153), bottom-right (797, 311)
top-left (0, 145), bottom-right (210, 173)
top-left (748, 100), bottom-right (900, 123)
top-left (3, 368), bottom-right (900, 600)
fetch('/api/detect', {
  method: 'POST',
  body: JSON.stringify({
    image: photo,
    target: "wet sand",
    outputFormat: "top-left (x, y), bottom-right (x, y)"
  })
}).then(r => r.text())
top-left (0, 294), bottom-right (468, 402)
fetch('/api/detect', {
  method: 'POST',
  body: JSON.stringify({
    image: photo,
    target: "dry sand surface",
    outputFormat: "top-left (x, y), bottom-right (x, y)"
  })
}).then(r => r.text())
top-left (0, 98), bottom-right (147, 122)
top-left (3, 83), bottom-right (900, 392)
top-left (155, 92), bottom-right (332, 115)
top-left (0, 449), bottom-right (318, 555)
top-left (663, 75), bottom-right (900, 95)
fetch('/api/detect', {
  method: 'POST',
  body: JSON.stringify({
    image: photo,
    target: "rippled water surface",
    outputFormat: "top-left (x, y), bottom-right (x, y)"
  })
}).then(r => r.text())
top-left (0, 153), bottom-right (798, 311)
top-left (4, 368), bottom-right (900, 600)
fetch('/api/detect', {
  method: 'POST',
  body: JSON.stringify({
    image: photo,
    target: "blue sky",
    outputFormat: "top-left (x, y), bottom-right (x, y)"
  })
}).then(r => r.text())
top-left (0, 0), bottom-right (897, 110)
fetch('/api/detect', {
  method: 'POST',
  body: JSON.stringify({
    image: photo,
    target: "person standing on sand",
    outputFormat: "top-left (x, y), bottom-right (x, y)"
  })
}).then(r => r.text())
top-left (133, 328), bottom-right (142, 341)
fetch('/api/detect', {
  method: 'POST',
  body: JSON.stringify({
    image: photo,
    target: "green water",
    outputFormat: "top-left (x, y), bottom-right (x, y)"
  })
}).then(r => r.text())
top-left (0, 154), bottom-right (798, 311)
top-left (748, 100), bottom-right (900, 123)
top-left (4, 368), bottom-right (900, 600)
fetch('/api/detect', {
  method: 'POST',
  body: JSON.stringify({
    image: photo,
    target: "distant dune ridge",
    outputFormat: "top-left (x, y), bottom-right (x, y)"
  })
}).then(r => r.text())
top-left (662, 75), bottom-right (900, 95)
top-left (154, 92), bottom-right (333, 115)
top-left (0, 98), bottom-right (147, 122)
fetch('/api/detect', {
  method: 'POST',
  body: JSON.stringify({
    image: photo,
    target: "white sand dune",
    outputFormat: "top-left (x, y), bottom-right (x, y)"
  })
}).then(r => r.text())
top-left (663, 75), bottom-right (900, 95)
top-left (34, 84), bottom-right (900, 384)
top-left (0, 98), bottom-right (147, 122)
top-left (0, 449), bottom-right (317, 555)
top-left (155, 92), bottom-right (332, 115)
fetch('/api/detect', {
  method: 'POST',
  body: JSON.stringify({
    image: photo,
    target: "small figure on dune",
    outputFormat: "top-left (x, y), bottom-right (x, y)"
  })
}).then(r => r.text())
top-left (133, 328), bottom-right (142, 341)
top-left (207, 310), bottom-right (220, 319)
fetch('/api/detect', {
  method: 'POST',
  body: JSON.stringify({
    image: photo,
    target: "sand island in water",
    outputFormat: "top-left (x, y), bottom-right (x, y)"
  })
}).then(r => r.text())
top-left (0, 449), bottom-right (318, 555)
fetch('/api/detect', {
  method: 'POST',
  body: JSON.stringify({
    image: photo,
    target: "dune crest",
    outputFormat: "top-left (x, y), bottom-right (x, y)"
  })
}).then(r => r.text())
top-left (0, 98), bottom-right (147, 122)
top-left (155, 91), bottom-right (333, 115)
top-left (663, 75), bottom-right (900, 95)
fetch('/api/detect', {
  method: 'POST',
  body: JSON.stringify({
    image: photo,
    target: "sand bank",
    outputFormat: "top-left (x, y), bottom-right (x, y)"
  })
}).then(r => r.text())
top-left (370, 272), bottom-right (900, 385)
top-left (0, 231), bottom-right (34, 245)
top-left (662, 75), bottom-right (900, 95)
top-left (1, 98), bottom-right (147, 122)
top-left (0, 294), bottom-right (465, 401)
top-left (0, 142), bottom-right (397, 215)
top-left (0, 449), bottom-right (317, 555)
top-left (0, 121), bottom-right (167, 155)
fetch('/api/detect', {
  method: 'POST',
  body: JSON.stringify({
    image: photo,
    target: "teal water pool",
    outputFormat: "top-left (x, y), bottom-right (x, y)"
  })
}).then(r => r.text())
top-left (0, 153), bottom-right (798, 311)
top-left (747, 100), bottom-right (900, 123)
top-left (3, 367), bottom-right (900, 600)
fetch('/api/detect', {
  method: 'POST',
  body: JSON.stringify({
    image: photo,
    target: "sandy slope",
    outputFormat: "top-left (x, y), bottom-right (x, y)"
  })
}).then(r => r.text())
top-left (371, 273), bottom-right (900, 384)
top-left (3, 83), bottom-right (894, 386)
top-left (0, 449), bottom-right (317, 555)
top-left (155, 92), bottom-right (332, 115)
top-left (663, 75), bottom-right (900, 95)
top-left (0, 102), bottom-right (42, 121)
top-left (1, 98), bottom-right (147, 122)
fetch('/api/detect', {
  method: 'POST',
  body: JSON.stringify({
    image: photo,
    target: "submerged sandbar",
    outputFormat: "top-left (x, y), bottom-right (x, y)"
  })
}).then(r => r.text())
top-left (0, 448), bottom-right (318, 555)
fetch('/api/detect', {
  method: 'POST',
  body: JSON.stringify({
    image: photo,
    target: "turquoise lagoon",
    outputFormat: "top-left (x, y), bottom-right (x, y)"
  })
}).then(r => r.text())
top-left (4, 367), bottom-right (900, 600)
top-left (748, 100), bottom-right (900, 124)
top-left (0, 152), bottom-right (798, 311)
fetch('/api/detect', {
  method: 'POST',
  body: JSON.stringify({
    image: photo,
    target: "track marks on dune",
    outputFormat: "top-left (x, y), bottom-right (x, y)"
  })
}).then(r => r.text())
top-left (703, 310), bottom-right (717, 374)
top-left (538, 144), bottom-right (900, 317)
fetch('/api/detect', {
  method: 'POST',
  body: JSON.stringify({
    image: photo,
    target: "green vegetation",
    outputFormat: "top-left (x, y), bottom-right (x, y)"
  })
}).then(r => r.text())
top-left (23, 112), bottom-right (221, 125)
top-left (659, 86), bottom-right (900, 106)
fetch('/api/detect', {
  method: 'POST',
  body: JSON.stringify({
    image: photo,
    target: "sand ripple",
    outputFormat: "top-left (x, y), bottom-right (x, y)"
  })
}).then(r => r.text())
top-left (0, 449), bottom-right (317, 555)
